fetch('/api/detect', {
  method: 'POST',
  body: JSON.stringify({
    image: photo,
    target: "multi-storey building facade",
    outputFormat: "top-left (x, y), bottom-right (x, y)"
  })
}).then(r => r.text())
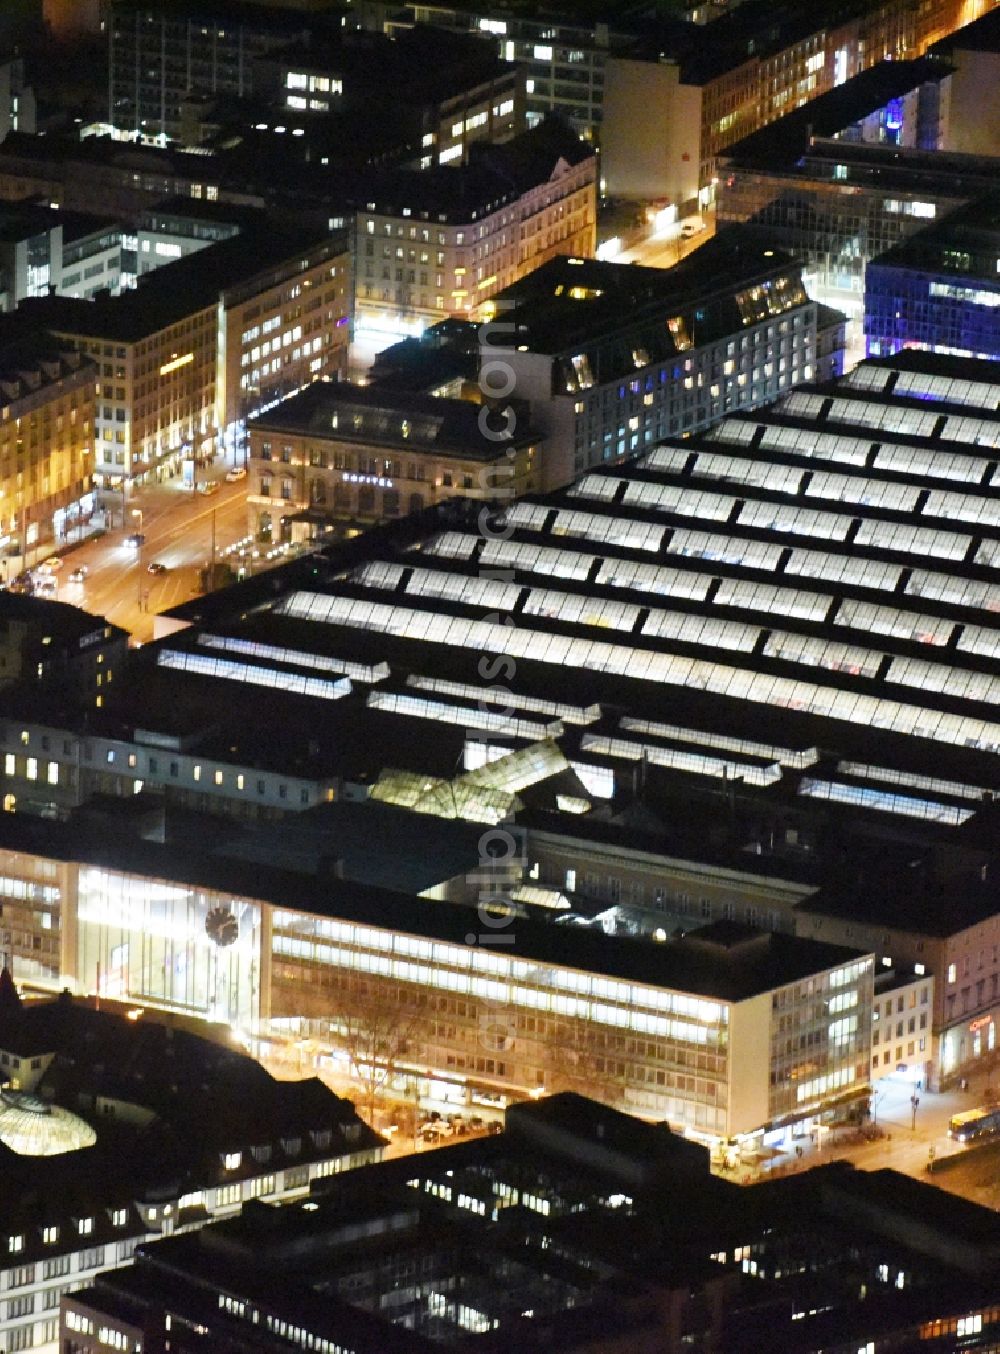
top-left (866, 197), bottom-right (1000, 361)
top-left (357, 0), bottom-right (642, 136)
top-left (61, 1094), bottom-right (1000, 1354)
top-left (353, 117), bottom-right (596, 339)
top-left (481, 242), bottom-right (846, 490)
top-left (247, 383), bottom-right (541, 542)
top-left (601, 0), bottom-right (997, 206)
top-left (108, 0), bottom-right (314, 142)
top-left (17, 224), bottom-right (350, 489)
top-left (0, 981), bottom-right (381, 1354)
top-left (0, 820), bottom-right (874, 1145)
top-left (0, 338), bottom-right (96, 569)
top-left (716, 58), bottom-right (954, 335)
top-left (797, 867), bottom-right (1000, 1090)
top-left (218, 234), bottom-right (350, 447)
top-left (276, 26), bottom-right (525, 169)
top-left (28, 289), bottom-right (219, 490)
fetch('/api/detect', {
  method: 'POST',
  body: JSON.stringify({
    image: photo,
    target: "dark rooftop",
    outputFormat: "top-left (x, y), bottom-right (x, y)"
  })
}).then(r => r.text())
top-left (719, 57), bottom-right (954, 170)
top-left (0, 813), bottom-right (868, 1001)
top-left (251, 381), bottom-right (540, 457)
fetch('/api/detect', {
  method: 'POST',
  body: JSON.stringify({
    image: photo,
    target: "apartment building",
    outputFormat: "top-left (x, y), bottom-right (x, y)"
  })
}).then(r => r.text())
top-left (353, 116), bottom-right (596, 338)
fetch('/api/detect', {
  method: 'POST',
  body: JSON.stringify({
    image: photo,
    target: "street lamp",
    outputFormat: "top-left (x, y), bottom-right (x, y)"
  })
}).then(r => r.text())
top-left (132, 509), bottom-right (143, 608)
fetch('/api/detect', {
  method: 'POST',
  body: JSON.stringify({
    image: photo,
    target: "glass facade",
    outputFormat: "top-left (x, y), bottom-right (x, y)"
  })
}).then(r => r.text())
top-left (75, 867), bottom-right (262, 1029)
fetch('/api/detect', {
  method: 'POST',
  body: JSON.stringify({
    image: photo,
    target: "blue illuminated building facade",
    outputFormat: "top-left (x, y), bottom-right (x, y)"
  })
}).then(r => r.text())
top-left (866, 197), bottom-right (1000, 360)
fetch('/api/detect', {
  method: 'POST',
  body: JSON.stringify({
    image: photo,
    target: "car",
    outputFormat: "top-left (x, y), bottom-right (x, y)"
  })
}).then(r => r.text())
top-left (680, 220), bottom-right (704, 239)
top-left (147, 561), bottom-right (167, 575)
top-left (68, 566), bottom-right (88, 584)
top-left (197, 481), bottom-right (220, 496)
top-left (225, 467), bottom-right (247, 482)
top-left (37, 556), bottom-right (63, 573)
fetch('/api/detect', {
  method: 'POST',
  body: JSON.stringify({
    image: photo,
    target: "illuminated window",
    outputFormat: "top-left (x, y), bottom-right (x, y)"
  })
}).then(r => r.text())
top-left (193, 764), bottom-right (202, 782)
top-left (25, 758), bottom-right (37, 782)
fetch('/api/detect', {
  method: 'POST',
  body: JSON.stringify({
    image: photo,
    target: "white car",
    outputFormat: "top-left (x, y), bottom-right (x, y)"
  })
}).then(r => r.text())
top-left (225, 467), bottom-right (247, 482)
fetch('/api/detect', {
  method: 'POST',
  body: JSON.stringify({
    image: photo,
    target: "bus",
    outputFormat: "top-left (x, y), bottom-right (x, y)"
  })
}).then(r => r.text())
top-left (948, 1106), bottom-right (1000, 1143)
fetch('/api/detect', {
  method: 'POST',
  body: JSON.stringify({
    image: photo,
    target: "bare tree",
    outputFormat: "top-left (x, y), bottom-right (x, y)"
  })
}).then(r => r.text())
top-left (328, 977), bottom-right (421, 1124)
top-left (544, 1017), bottom-right (609, 1100)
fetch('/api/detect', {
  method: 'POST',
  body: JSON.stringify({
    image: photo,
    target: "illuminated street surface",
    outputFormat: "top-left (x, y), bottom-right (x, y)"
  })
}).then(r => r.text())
top-left (49, 473), bottom-right (252, 643)
top-left (617, 207), bottom-right (717, 270)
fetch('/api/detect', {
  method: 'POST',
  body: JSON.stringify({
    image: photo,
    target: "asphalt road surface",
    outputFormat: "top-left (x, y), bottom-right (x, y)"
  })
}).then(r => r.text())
top-left (47, 470), bottom-right (252, 644)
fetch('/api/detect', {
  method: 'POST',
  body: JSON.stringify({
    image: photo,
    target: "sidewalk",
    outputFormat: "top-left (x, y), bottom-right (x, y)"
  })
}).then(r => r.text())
top-left (731, 1070), bottom-right (1000, 1185)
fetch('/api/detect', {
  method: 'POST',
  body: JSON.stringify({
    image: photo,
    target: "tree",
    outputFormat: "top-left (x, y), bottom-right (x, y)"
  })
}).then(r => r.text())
top-left (328, 976), bottom-right (421, 1125)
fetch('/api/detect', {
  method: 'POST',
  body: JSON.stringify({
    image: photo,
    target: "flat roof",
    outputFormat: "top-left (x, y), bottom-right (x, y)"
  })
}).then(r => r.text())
top-left (0, 814), bottom-right (867, 1001)
top-left (720, 57), bottom-right (954, 169)
top-left (18, 221), bottom-right (344, 341)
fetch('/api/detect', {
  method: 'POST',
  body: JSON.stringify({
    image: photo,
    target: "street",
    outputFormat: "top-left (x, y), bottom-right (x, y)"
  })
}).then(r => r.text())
top-left (744, 1070), bottom-right (1000, 1201)
top-left (45, 469), bottom-right (252, 644)
top-left (617, 208), bottom-right (718, 270)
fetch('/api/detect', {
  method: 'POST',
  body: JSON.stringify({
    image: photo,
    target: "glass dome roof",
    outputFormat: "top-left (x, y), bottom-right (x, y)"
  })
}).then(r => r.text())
top-left (0, 1091), bottom-right (96, 1156)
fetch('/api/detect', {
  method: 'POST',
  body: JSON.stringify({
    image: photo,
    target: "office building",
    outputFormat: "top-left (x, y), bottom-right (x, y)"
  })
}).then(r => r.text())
top-left (931, 5), bottom-right (1000, 155)
top-left (478, 238), bottom-right (845, 490)
top-left (0, 977), bottom-right (381, 1354)
top-left (0, 814), bottom-right (872, 1142)
top-left (0, 334), bottom-right (96, 570)
top-left (600, 0), bottom-right (995, 208)
top-left (16, 219), bottom-right (350, 489)
top-left (865, 196), bottom-right (1000, 360)
top-left (246, 382), bottom-right (542, 543)
top-left (108, 0), bottom-right (318, 143)
top-left (276, 26), bottom-right (524, 167)
top-left (797, 860), bottom-right (1000, 1090)
top-left (0, 56), bottom-right (35, 144)
top-left (716, 58), bottom-right (966, 345)
top-left (0, 595), bottom-right (126, 713)
top-left (359, 0), bottom-right (643, 136)
top-left (353, 116), bottom-right (596, 342)
top-left (0, 132), bottom-right (269, 223)
top-left (0, 203), bottom-right (123, 311)
top-left (63, 1094), bottom-right (1000, 1354)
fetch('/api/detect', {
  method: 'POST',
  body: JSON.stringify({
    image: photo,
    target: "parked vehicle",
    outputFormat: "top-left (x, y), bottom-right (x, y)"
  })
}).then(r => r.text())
top-left (197, 481), bottom-right (220, 496)
top-left (38, 556), bottom-right (63, 572)
top-left (225, 467), bottom-right (247, 482)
